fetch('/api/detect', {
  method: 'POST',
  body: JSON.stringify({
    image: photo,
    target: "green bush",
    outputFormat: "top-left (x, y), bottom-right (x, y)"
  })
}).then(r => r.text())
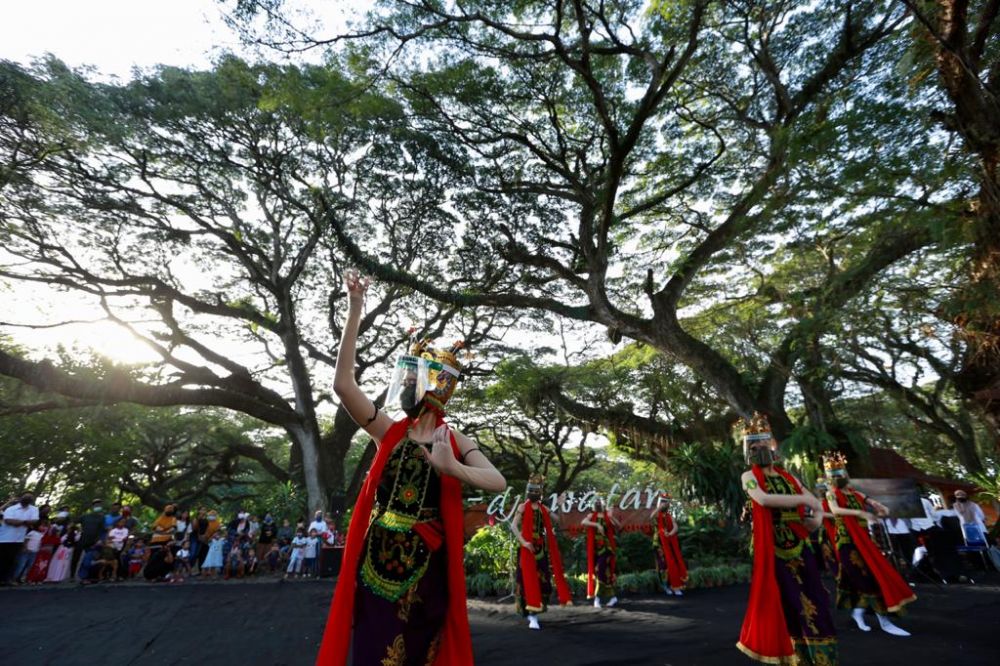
top-left (464, 525), bottom-right (517, 577)
top-left (614, 531), bottom-right (656, 574)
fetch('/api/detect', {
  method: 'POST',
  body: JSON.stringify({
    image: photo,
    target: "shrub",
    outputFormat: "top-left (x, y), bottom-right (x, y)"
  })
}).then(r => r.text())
top-left (464, 525), bottom-right (517, 577)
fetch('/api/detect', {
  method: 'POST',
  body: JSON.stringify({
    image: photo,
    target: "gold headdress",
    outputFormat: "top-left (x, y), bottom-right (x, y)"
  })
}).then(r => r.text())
top-left (822, 452), bottom-right (848, 476)
top-left (409, 337), bottom-right (467, 415)
top-left (734, 412), bottom-right (773, 443)
top-left (526, 474), bottom-right (545, 495)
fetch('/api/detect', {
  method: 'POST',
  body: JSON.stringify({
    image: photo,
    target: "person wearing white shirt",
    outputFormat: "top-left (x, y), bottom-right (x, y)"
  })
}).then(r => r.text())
top-left (0, 493), bottom-right (40, 584)
top-left (303, 529), bottom-right (320, 577)
top-left (285, 530), bottom-right (308, 578)
top-left (307, 510), bottom-right (327, 536)
top-left (952, 490), bottom-right (988, 535)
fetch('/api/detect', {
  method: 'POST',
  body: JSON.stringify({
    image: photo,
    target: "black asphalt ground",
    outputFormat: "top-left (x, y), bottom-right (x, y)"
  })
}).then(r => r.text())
top-left (1, 576), bottom-right (997, 665)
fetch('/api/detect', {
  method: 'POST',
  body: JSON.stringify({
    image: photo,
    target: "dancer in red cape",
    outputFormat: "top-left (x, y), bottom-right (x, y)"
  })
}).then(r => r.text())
top-left (736, 413), bottom-right (838, 666)
top-left (650, 494), bottom-right (687, 596)
top-left (316, 270), bottom-right (506, 666)
top-left (510, 475), bottom-right (572, 630)
top-left (581, 497), bottom-right (619, 608)
top-left (824, 453), bottom-right (915, 637)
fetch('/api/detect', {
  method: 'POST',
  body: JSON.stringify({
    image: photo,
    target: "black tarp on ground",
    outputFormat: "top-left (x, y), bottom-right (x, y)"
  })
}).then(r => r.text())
top-left (1, 578), bottom-right (998, 665)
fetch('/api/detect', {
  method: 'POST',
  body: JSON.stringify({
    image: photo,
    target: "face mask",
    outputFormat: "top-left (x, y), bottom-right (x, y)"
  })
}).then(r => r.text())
top-left (208, 514), bottom-right (218, 521)
top-left (19, 498), bottom-right (32, 507)
top-left (94, 506), bottom-right (104, 513)
top-left (956, 497), bottom-right (968, 503)
top-left (747, 446), bottom-right (777, 467)
top-left (834, 477), bottom-right (849, 489)
top-left (56, 511), bottom-right (69, 519)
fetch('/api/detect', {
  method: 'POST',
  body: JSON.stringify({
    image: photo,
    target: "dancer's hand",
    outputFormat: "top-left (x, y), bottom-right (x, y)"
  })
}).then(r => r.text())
top-left (344, 268), bottom-right (370, 307)
top-left (419, 425), bottom-right (456, 476)
top-left (521, 540), bottom-right (535, 553)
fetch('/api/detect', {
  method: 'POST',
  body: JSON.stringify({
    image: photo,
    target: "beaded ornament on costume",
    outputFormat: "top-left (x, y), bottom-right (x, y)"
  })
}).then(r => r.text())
top-left (360, 439), bottom-right (441, 601)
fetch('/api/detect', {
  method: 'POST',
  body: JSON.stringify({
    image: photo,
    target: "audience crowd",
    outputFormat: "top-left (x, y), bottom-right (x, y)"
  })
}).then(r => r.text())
top-left (0, 493), bottom-right (344, 585)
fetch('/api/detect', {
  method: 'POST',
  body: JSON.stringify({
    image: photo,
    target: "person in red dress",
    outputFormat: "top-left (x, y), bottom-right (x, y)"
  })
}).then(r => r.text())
top-left (510, 474), bottom-right (572, 630)
top-left (736, 413), bottom-right (838, 665)
top-left (650, 494), bottom-right (687, 596)
top-left (315, 270), bottom-right (506, 666)
top-left (824, 452), bottom-right (916, 637)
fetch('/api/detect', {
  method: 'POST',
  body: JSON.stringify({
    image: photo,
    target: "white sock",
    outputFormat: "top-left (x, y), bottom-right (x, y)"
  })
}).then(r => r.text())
top-left (527, 614), bottom-right (540, 630)
top-left (876, 614), bottom-right (911, 637)
top-left (607, 596), bottom-right (618, 607)
top-left (851, 608), bottom-right (871, 632)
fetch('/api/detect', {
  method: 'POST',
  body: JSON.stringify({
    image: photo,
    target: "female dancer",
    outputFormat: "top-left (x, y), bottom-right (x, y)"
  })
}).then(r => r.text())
top-left (581, 497), bottom-right (620, 608)
top-left (316, 270), bottom-right (505, 666)
top-left (650, 494), bottom-right (687, 596)
top-left (824, 453), bottom-right (915, 637)
top-left (510, 474), bottom-right (572, 629)
top-left (736, 413), bottom-right (838, 665)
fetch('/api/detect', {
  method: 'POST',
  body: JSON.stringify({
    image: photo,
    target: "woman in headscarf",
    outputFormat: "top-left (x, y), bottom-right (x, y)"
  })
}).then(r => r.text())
top-left (315, 270), bottom-right (505, 666)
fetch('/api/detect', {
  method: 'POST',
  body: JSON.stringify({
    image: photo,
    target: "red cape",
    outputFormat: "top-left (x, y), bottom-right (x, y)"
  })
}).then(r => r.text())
top-left (519, 501), bottom-right (572, 610)
top-left (655, 511), bottom-right (688, 590)
top-left (737, 465), bottom-right (806, 664)
top-left (315, 417), bottom-right (473, 665)
top-left (833, 487), bottom-right (916, 612)
top-left (585, 510), bottom-right (617, 599)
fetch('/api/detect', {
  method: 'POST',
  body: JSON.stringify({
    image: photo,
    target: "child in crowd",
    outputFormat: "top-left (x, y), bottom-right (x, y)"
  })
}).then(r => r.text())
top-left (245, 548), bottom-right (259, 576)
top-left (174, 540), bottom-right (192, 579)
top-left (202, 530), bottom-right (225, 578)
top-left (13, 524), bottom-right (45, 583)
top-left (285, 529), bottom-right (307, 578)
top-left (303, 528), bottom-right (320, 578)
top-left (266, 543), bottom-right (281, 574)
top-left (226, 538), bottom-right (245, 579)
top-left (127, 539), bottom-right (147, 578)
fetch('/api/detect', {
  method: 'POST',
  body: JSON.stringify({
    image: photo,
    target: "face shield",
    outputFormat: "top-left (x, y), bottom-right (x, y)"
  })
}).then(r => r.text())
top-left (386, 354), bottom-right (461, 418)
top-left (744, 433), bottom-right (778, 466)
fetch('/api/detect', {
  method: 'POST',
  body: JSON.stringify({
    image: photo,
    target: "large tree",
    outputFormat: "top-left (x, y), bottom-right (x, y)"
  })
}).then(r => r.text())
top-left (0, 57), bottom-right (504, 511)
top-left (230, 1), bottom-right (957, 441)
top-left (900, 0), bottom-right (1000, 431)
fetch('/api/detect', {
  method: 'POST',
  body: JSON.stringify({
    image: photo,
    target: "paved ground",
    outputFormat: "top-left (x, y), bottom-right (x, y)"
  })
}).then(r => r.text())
top-left (2, 575), bottom-right (998, 665)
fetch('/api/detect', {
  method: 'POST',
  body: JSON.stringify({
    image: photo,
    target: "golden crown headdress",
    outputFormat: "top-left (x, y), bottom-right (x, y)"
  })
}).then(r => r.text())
top-left (409, 337), bottom-right (467, 373)
top-left (526, 474), bottom-right (545, 493)
top-left (734, 412), bottom-right (772, 442)
top-left (822, 452), bottom-right (848, 473)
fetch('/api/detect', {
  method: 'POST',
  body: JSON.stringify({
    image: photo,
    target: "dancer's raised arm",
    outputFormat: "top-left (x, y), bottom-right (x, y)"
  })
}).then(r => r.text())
top-left (332, 269), bottom-right (394, 443)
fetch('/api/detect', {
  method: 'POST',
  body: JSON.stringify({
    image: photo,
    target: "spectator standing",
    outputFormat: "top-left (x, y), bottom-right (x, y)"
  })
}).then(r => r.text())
top-left (126, 539), bottom-right (147, 578)
top-left (308, 511), bottom-right (327, 536)
top-left (174, 510), bottom-right (192, 549)
top-left (285, 529), bottom-right (307, 578)
top-left (104, 502), bottom-right (123, 530)
top-left (248, 514), bottom-right (260, 541)
top-left (0, 492), bottom-right (39, 584)
top-left (226, 538), bottom-right (245, 579)
top-left (26, 524), bottom-right (61, 583)
top-left (150, 505), bottom-right (178, 551)
top-left (120, 505), bottom-right (139, 534)
top-left (106, 518), bottom-right (130, 579)
top-left (75, 500), bottom-right (107, 577)
top-left (46, 527), bottom-right (75, 583)
top-left (13, 523), bottom-right (45, 583)
top-left (174, 541), bottom-right (192, 579)
top-left (953, 490), bottom-right (988, 533)
top-left (257, 514), bottom-right (277, 562)
top-left (202, 530), bottom-right (225, 578)
top-left (195, 509), bottom-right (221, 572)
top-left (303, 529), bottom-right (320, 577)
top-left (277, 518), bottom-right (293, 543)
